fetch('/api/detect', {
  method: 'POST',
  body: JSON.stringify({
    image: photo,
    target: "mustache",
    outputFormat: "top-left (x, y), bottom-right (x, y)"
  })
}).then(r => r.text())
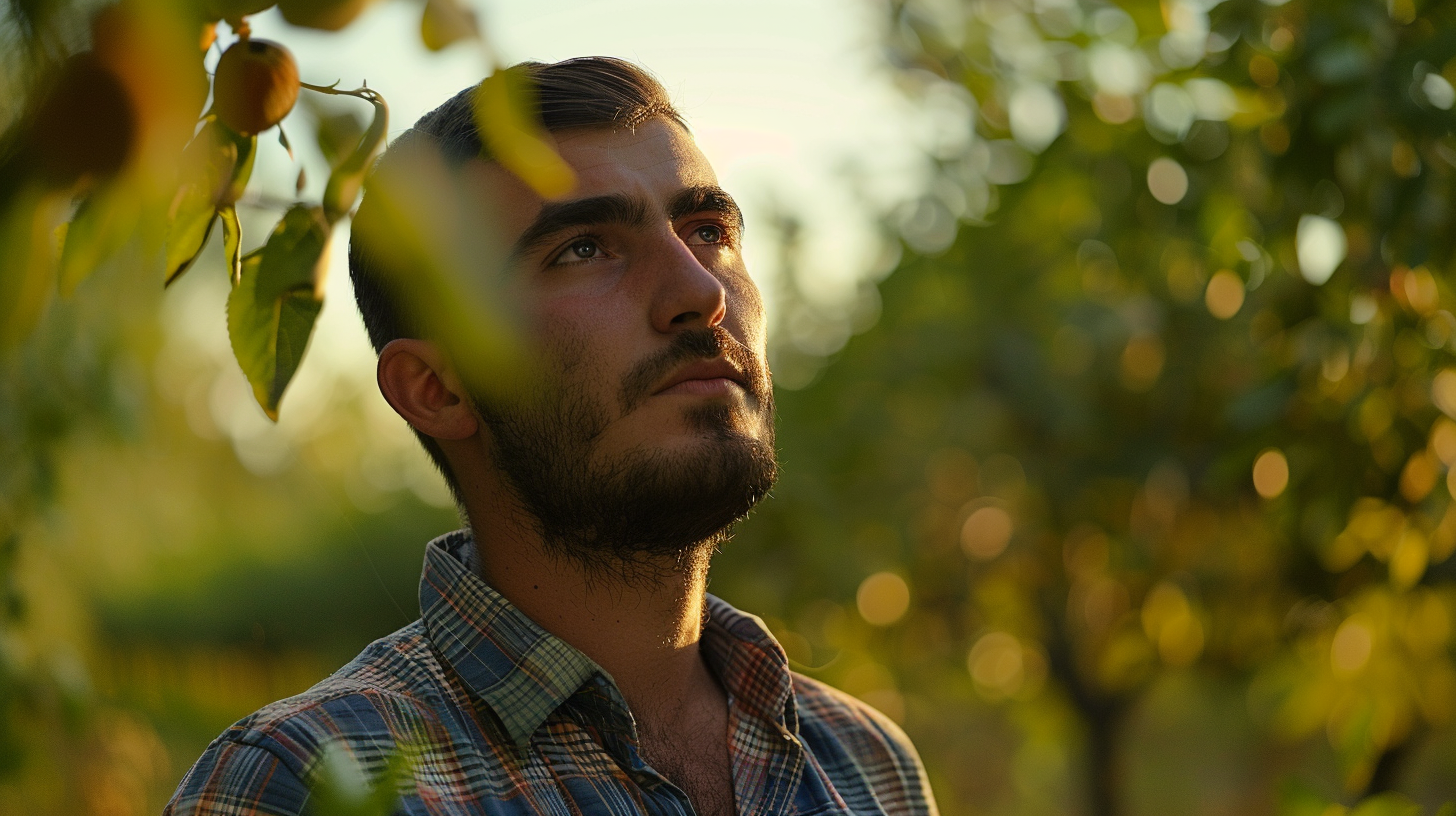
top-left (618, 326), bottom-right (767, 413)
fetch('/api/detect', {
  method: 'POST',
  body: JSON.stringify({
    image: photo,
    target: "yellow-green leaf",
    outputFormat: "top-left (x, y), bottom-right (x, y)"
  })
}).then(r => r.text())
top-left (322, 89), bottom-right (388, 223)
top-left (1350, 794), bottom-right (1422, 816)
top-left (473, 68), bottom-right (576, 198)
top-left (307, 743), bottom-right (414, 816)
top-left (220, 205), bottom-right (242, 285)
top-left (59, 179), bottom-right (141, 296)
top-left (0, 185), bottom-right (69, 351)
top-left (223, 127), bottom-right (259, 206)
top-left (225, 204), bottom-right (330, 420)
top-left (165, 121), bottom-right (255, 286)
top-left (351, 140), bottom-right (526, 398)
top-left (420, 0), bottom-right (478, 51)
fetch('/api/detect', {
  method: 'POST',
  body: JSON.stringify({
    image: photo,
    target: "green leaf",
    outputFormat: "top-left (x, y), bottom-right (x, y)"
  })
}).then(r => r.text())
top-left (420, 0), bottom-right (478, 51)
top-left (1350, 793), bottom-right (1421, 816)
top-left (59, 180), bottom-right (140, 296)
top-left (0, 185), bottom-right (69, 351)
top-left (473, 67), bottom-right (576, 198)
top-left (164, 121), bottom-right (256, 286)
top-left (307, 743), bottom-right (413, 816)
top-left (224, 127), bottom-right (258, 206)
top-left (1278, 779), bottom-right (1340, 816)
top-left (351, 139), bottom-right (526, 398)
top-left (322, 89), bottom-right (388, 223)
top-left (311, 102), bottom-right (366, 167)
top-left (226, 204), bottom-right (330, 420)
top-left (220, 205), bottom-right (242, 286)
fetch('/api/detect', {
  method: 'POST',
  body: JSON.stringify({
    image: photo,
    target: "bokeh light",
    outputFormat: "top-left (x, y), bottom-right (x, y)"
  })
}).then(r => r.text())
top-left (856, 571), bottom-right (910, 627)
top-left (960, 505), bottom-right (1013, 560)
top-left (1204, 269), bottom-right (1245, 319)
top-left (1252, 449), bottom-right (1289, 499)
top-left (1146, 157), bottom-right (1188, 205)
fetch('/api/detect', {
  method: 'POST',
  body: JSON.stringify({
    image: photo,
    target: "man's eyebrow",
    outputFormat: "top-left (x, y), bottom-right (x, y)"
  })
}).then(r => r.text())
top-left (511, 185), bottom-right (744, 260)
top-left (668, 185), bottom-right (744, 232)
top-left (513, 194), bottom-right (650, 257)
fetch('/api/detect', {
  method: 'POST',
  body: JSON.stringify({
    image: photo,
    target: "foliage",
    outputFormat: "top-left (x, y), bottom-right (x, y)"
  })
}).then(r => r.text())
top-left (721, 0), bottom-right (1456, 813)
top-left (0, 0), bottom-right (562, 810)
top-left (6, 0), bottom-right (1456, 813)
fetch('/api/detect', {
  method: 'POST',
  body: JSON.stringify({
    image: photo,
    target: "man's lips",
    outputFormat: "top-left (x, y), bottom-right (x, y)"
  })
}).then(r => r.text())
top-left (652, 358), bottom-right (749, 397)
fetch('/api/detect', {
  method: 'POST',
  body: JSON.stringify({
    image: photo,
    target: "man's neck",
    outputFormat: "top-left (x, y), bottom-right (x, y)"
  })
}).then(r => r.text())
top-left (463, 488), bottom-right (720, 719)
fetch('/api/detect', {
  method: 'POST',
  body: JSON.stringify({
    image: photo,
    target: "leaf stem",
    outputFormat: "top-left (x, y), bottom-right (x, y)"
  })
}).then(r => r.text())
top-left (300, 82), bottom-right (385, 106)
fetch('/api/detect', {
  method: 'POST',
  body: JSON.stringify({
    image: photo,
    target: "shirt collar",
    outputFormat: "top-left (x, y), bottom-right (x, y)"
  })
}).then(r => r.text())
top-left (418, 530), bottom-right (603, 749)
top-left (418, 529), bottom-right (800, 749)
top-left (701, 595), bottom-right (798, 731)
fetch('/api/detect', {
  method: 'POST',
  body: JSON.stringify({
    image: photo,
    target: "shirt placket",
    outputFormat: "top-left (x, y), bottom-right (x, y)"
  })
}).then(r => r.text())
top-left (565, 675), bottom-right (700, 816)
top-left (724, 690), bottom-right (807, 816)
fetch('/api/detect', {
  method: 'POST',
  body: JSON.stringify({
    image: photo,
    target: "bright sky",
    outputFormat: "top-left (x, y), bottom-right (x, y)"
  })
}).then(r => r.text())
top-left (162, 0), bottom-right (935, 487)
top-left (252, 0), bottom-right (930, 309)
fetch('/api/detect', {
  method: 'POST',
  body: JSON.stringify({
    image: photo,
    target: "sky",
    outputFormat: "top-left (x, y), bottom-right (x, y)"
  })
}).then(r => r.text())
top-left (161, 0), bottom-right (938, 485)
top-left (253, 0), bottom-right (930, 304)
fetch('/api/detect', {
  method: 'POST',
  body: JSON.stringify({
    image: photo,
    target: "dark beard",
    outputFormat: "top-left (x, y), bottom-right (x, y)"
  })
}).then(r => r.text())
top-left (474, 326), bottom-right (777, 579)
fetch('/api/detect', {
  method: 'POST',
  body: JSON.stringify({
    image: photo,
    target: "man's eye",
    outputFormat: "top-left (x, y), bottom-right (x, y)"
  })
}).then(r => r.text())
top-left (552, 238), bottom-right (604, 265)
top-left (687, 224), bottom-right (724, 245)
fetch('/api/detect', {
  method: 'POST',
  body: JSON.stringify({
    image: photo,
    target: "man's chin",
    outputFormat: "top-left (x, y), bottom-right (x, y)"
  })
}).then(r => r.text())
top-left (549, 429), bottom-right (777, 567)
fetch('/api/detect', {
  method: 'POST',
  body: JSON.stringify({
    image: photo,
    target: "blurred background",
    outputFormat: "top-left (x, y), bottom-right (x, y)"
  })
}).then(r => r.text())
top-left (4, 0), bottom-right (1456, 814)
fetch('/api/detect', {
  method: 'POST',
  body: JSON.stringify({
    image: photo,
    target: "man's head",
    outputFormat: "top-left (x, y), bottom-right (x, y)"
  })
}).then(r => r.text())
top-left (349, 58), bottom-right (776, 573)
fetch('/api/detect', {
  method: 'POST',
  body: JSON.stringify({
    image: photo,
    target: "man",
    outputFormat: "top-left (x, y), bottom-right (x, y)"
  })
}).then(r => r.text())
top-left (166, 57), bottom-right (937, 816)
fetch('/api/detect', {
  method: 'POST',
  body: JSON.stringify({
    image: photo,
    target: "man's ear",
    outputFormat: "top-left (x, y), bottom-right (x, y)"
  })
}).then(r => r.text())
top-left (376, 339), bottom-right (479, 441)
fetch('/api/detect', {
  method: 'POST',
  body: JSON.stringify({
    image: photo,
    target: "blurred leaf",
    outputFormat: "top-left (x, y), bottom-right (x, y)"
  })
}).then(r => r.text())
top-left (473, 67), bottom-right (575, 198)
top-left (59, 179), bottom-right (141, 296)
top-left (352, 139), bottom-right (526, 396)
top-left (307, 742), bottom-right (412, 816)
top-left (225, 204), bottom-right (329, 420)
top-left (420, 0), bottom-right (478, 51)
top-left (278, 125), bottom-right (293, 159)
top-left (1350, 793), bottom-right (1422, 816)
top-left (321, 88), bottom-right (387, 223)
top-left (0, 186), bottom-right (69, 351)
top-left (1279, 779), bottom-right (1340, 816)
top-left (311, 103), bottom-right (366, 167)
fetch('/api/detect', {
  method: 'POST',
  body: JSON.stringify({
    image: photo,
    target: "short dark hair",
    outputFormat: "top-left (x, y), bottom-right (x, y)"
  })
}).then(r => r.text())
top-left (348, 57), bottom-right (685, 503)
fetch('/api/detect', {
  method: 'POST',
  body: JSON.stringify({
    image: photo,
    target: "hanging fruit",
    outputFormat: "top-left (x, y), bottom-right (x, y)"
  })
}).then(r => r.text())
top-left (29, 52), bottom-right (138, 186)
top-left (277, 0), bottom-right (377, 32)
top-left (212, 38), bottom-right (299, 135)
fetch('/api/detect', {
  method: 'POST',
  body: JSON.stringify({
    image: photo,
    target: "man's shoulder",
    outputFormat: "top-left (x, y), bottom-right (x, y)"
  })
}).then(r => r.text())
top-left (791, 672), bottom-right (939, 816)
top-left (234, 620), bottom-right (448, 753)
top-left (165, 621), bottom-right (456, 816)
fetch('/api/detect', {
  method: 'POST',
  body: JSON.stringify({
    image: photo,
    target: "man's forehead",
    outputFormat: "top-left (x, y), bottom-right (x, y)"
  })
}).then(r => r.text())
top-left (477, 119), bottom-right (718, 233)
top-left (555, 119), bottom-right (717, 198)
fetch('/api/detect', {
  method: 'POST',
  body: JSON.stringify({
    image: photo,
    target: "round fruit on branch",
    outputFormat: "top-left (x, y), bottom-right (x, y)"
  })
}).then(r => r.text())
top-left (212, 38), bottom-right (299, 135)
top-left (278, 0), bottom-right (377, 32)
top-left (29, 52), bottom-right (138, 186)
top-left (196, 0), bottom-right (276, 24)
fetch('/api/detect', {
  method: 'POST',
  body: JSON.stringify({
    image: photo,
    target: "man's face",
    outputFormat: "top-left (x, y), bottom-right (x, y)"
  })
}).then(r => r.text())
top-left (470, 117), bottom-right (777, 568)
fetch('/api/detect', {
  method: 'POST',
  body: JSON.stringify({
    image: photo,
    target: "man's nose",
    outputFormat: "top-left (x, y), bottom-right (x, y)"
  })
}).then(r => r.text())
top-left (648, 234), bottom-right (727, 334)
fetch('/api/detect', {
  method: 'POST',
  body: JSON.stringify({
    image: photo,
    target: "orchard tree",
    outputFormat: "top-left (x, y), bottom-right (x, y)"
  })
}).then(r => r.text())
top-left (0, 0), bottom-right (568, 798)
top-left (721, 0), bottom-right (1456, 813)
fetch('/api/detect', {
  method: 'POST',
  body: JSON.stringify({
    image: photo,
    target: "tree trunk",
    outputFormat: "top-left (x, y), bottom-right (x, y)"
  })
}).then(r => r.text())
top-left (1363, 732), bottom-right (1419, 800)
top-left (1041, 600), bottom-right (1127, 816)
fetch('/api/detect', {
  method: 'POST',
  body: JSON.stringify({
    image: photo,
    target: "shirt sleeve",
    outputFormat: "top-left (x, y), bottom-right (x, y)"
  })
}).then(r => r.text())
top-left (163, 738), bottom-right (311, 816)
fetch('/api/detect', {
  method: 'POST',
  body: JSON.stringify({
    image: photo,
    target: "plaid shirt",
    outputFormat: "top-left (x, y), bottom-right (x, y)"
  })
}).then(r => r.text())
top-left (164, 530), bottom-right (938, 816)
